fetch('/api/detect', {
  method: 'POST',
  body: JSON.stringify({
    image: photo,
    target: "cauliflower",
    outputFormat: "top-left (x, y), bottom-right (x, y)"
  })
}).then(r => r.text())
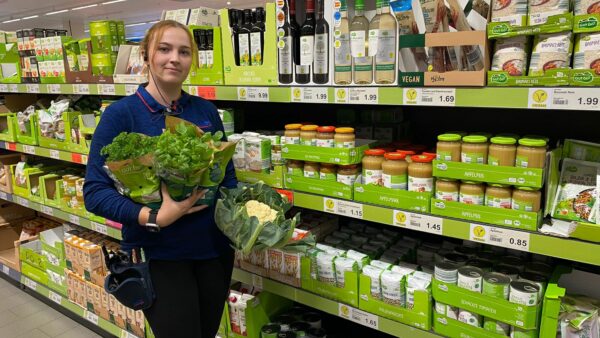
top-left (245, 200), bottom-right (278, 224)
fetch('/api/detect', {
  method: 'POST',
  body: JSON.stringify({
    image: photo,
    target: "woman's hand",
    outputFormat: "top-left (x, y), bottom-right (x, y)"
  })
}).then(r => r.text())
top-left (156, 183), bottom-right (208, 228)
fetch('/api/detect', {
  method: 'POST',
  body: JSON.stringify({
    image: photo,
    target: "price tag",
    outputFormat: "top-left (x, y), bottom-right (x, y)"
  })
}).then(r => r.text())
top-left (40, 205), bottom-right (54, 216)
top-left (348, 87), bottom-right (378, 104)
top-left (26, 84), bottom-right (40, 93)
top-left (0, 84), bottom-right (8, 92)
top-left (469, 224), bottom-right (530, 252)
top-left (121, 330), bottom-right (138, 338)
top-left (71, 153), bottom-right (88, 164)
top-left (48, 84), bottom-right (62, 94)
top-left (92, 222), bottom-right (108, 235)
top-left (85, 311), bottom-right (99, 325)
top-left (125, 85), bottom-right (138, 96)
top-left (0, 191), bottom-right (7, 200)
top-left (73, 84), bottom-right (90, 95)
top-left (417, 214), bottom-right (443, 235)
top-left (2, 265), bottom-right (9, 275)
top-left (49, 149), bottom-right (60, 160)
top-left (9, 84), bottom-right (18, 93)
top-left (23, 145), bottom-right (36, 155)
top-left (24, 278), bottom-right (37, 290)
top-left (6, 142), bottom-right (16, 151)
top-left (323, 198), bottom-right (363, 219)
top-left (48, 290), bottom-right (62, 304)
top-left (338, 304), bottom-right (379, 330)
top-left (246, 87), bottom-right (269, 101)
top-left (334, 88), bottom-right (349, 103)
top-left (69, 214), bottom-right (81, 225)
top-left (98, 84), bottom-right (115, 95)
top-left (527, 88), bottom-right (552, 109)
top-left (420, 88), bottom-right (456, 106)
top-left (16, 197), bottom-right (29, 208)
top-left (251, 274), bottom-right (263, 289)
top-left (197, 86), bottom-right (217, 100)
top-left (186, 86), bottom-right (198, 96)
top-left (551, 88), bottom-right (600, 111)
top-left (291, 87), bottom-right (328, 103)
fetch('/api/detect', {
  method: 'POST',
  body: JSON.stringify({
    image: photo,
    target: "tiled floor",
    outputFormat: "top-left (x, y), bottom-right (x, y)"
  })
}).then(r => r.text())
top-left (0, 276), bottom-right (103, 338)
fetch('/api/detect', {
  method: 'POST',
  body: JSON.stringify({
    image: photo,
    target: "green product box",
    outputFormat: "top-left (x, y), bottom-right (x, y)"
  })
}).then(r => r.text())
top-left (21, 262), bottom-right (49, 287)
top-left (359, 274), bottom-right (432, 330)
top-left (0, 42), bottom-right (21, 83)
top-left (40, 227), bottom-right (65, 260)
top-left (45, 257), bottom-right (66, 274)
top-left (116, 21), bottom-right (126, 45)
top-left (226, 290), bottom-right (292, 338)
top-left (37, 111), bottom-right (81, 151)
top-left (487, 13), bottom-right (574, 39)
top-left (487, 68), bottom-right (571, 87)
top-left (47, 279), bottom-right (67, 297)
top-left (573, 14), bottom-right (600, 33)
top-left (0, 113), bottom-right (18, 142)
top-left (184, 26), bottom-right (224, 85)
top-left (78, 39), bottom-right (90, 72)
top-left (285, 174), bottom-right (353, 200)
top-left (300, 256), bottom-right (359, 307)
top-left (432, 279), bottom-right (542, 329)
top-left (431, 199), bottom-right (540, 231)
top-left (91, 53), bottom-right (114, 76)
top-left (89, 21), bottom-right (113, 53)
top-left (567, 221), bottom-right (600, 243)
top-left (353, 176), bottom-right (431, 212)
top-left (40, 174), bottom-right (62, 208)
top-left (10, 165), bottom-right (54, 200)
top-left (56, 179), bottom-right (87, 218)
top-left (68, 114), bottom-right (97, 154)
top-left (218, 305), bottom-right (228, 338)
top-left (236, 165), bottom-right (284, 188)
top-left (433, 312), bottom-right (512, 338)
top-left (109, 21), bottom-right (119, 52)
top-left (219, 4), bottom-right (278, 85)
top-left (433, 160), bottom-right (544, 188)
top-left (20, 240), bottom-right (46, 271)
top-left (282, 140), bottom-right (374, 165)
top-left (15, 112), bottom-right (39, 145)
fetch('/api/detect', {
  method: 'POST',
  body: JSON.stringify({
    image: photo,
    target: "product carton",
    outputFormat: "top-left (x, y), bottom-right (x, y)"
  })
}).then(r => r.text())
top-left (226, 289), bottom-right (292, 338)
top-left (267, 248), bottom-right (302, 287)
top-left (64, 40), bottom-right (113, 84)
top-left (39, 174), bottom-right (62, 208)
top-left (487, 13), bottom-right (573, 39)
top-left (21, 261), bottom-right (49, 286)
top-left (300, 256), bottom-right (359, 306)
top-left (285, 173), bottom-right (354, 199)
top-left (162, 9), bottom-right (191, 25)
top-left (433, 160), bottom-right (546, 188)
top-left (353, 175), bottom-right (431, 212)
top-left (0, 42), bottom-right (21, 83)
top-left (236, 165), bottom-right (285, 188)
top-left (40, 226), bottom-right (65, 260)
top-left (188, 7), bottom-right (220, 26)
top-left (434, 312), bottom-right (514, 338)
top-left (184, 26), bottom-right (224, 85)
top-left (281, 139), bottom-right (374, 165)
top-left (19, 239), bottom-right (46, 270)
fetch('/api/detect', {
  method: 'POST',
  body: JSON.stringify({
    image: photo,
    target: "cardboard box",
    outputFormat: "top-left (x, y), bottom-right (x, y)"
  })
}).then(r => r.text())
top-left (188, 7), bottom-right (220, 26)
top-left (112, 45), bottom-right (147, 84)
top-left (0, 221), bottom-right (26, 271)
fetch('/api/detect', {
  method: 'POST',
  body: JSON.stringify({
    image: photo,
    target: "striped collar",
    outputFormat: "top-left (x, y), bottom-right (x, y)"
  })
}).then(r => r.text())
top-left (135, 83), bottom-right (191, 114)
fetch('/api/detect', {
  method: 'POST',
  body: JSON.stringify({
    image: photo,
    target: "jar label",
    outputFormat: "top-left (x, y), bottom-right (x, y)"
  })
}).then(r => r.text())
top-left (436, 191), bottom-right (459, 202)
top-left (363, 169), bottom-right (383, 185)
top-left (335, 141), bottom-right (355, 148)
top-left (460, 193), bottom-right (484, 206)
top-left (382, 173), bottom-right (408, 190)
top-left (461, 152), bottom-right (486, 164)
top-left (486, 196), bottom-right (512, 209)
top-left (304, 170), bottom-right (318, 178)
top-left (320, 172), bottom-right (336, 181)
top-left (272, 150), bottom-right (283, 165)
top-left (512, 199), bottom-right (533, 212)
top-left (515, 155), bottom-right (529, 168)
top-left (288, 167), bottom-right (303, 176)
top-left (316, 139), bottom-right (335, 148)
top-left (408, 177), bottom-right (433, 192)
top-left (284, 136), bottom-right (300, 145)
top-left (302, 138), bottom-right (317, 146)
top-left (337, 173), bottom-right (357, 186)
top-left (437, 151), bottom-right (453, 161)
top-left (488, 155), bottom-right (500, 166)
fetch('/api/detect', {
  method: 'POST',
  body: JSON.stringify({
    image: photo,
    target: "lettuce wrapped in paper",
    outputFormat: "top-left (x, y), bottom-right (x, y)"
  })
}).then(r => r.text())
top-left (215, 182), bottom-right (314, 254)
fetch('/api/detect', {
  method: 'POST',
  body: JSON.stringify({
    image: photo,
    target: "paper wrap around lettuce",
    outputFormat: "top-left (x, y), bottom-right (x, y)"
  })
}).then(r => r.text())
top-left (215, 182), bottom-right (315, 254)
top-left (101, 116), bottom-right (236, 207)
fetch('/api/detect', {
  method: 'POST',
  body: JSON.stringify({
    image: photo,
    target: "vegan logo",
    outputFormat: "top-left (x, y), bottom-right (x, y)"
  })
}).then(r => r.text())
top-left (325, 199), bottom-right (335, 210)
top-left (573, 71), bottom-right (594, 83)
top-left (405, 88), bottom-right (417, 101)
top-left (491, 73), bottom-right (508, 83)
top-left (473, 225), bottom-right (486, 238)
top-left (492, 24), bottom-right (509, 35)
top-left (336, 89), bottom-right (346, 100)
top-left (578, 17), bottom-right (599, 29)
top-left (395, 211), bottom-right (406, 224)
top-left (238, 88), bottom-right (247, 98)
top-left (532, 89), bottom-right (548, 103)
top-left (293, 88), bottom-right (301, 99)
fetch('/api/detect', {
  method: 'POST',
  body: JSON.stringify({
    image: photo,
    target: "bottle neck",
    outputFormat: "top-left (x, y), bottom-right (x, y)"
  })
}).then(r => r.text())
top-left (306, 0), bottom-right (315, 14)
top-left (381, 2), bottom-right (390, 13)
top-left (354, 8), bottom-right (364, 16)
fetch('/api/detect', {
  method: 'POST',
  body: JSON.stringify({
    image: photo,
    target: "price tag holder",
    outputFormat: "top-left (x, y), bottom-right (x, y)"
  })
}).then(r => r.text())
top-left (73, 84), bottom-right (90, 95)
top-left (48, 84), bottom-right (62, 94)
top-left (69, 214), bottom-right (81, 225)
top-left (338, 304), bottom-right (379, 330)
top-left (23, 145), bottom-right (36, 155)
top-left (49, 149), bottom-right (60, 160)
top-left (2, 265), bottom-right (9, 275)
top-left (197, 86), bottom-right (217, 100)
top-left (92, 222), bottom-right (108, 235)
top-left (85, 311), bottom-right (99, 325)
top-left (26, 84), bottom-right (40, 93)
top-left (99, 84), bottom-right (116, 95)
top-left (0, 84), bottom-right (8, 92)
top-left (323, 198), bottom-right (363, 219)
top-left (420, 88), bottom-right (456, 106)
top-left (247, 87), bottom-right (270, 101)
top-left (125, 85), bottom-right (138, 96)
top-left (393, 210), bottom-right (410, 227)
top-left (9, 84), bottom-right (18, 93)
top-left (48, 290), bottom-right (62, 304)
top-left (291, 87), bottom-right (329, 103)
top-left (16, 197), bottom-right (29, 208)
top-left (551, 88), bottom-right (600, 111)
top-left (41, 205), bottom-right (54, 216)
top-left (469, 224), bottom-right (530, 252)
top-left (24, 278), bottom-right (37, 290)
top-left (348, 87), bottom-right (378, 104)
top-left (0, 191), bottom-right (7, 200)
top-left (251, 274), bottom-right (263, 289)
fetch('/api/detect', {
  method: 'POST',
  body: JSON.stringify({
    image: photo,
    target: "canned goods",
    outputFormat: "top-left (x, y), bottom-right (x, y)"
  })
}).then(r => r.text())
top-left (434, 249), bottom-right (452, 264)
top-left (509, 281), bottom-right (540, 306)
top-left (454, 246), bottom-right (478, 258)
top-left (291, 321), bottom-right (311, 338)
top-left (493, 265), bottom-right (520, 280)
top-left (302, 313), bottom-right (322, 329)
top-left (308, 327), bottom-right (327, 338)
top-left (482, 272), bottom-right (511, 300)
top-left (261, 324), bottom-right (281, 338)
top-left (501, 256), bottom-right (525, 271)
top-left (458, 309), bottom-right (482, 327)
top-left (277, 332), bottom-right (296, 338)
top-left (275, 315), bottom-right (295, 331)
top-left (444, 253), bottom-right (469, 266)
top-left (457, 266), bottom-right (484, 293)
top-left (518, 271), bottom-right (547, 298)
top-left (435, 302), bottom-right (458, 320)
top-left (483, 317), bottom-right (510, 335)
top-left (510, 326), bottom-right (538, 338)
top-left (467, 259), bottom-right (493, 272)
top-left (434, 261), bottom-right (459, 284)
top-left (524, 262), bottom-right (553, 277)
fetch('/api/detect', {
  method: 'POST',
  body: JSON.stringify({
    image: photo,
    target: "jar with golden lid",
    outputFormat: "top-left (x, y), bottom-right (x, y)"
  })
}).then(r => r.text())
top-left (337, 164), bottom-right (359, 186)
top-left (316, 126), bottom-right (336, 148)
top-left (437, 133), bottom-right (462, 162)
top-left (512, 187), bottom-right (542, 212)
top-left (461, 135), bottom-right (489, 164)
top-left (334, 127), bottom-right (356, 148)
top-left (284, 123), bottom-right (302, 145)
top-left (300, 125), bottom-right (318, 146)
top-left (436, 179), bottom-right (459, 202)
top-left (460, 181), bottom-right (485, 205)
top-left (408, 155), bottom-right (434, 192)
top-left (382, 152), bottom-right (408, 190)
top-left (362, 149), bottom-right (386, 185)
top-left (303, 162), bottom-right (320, 179)
top-left (320, 163), bottom-right (337, 181)
top-left (485, 184), bottom-right (512, 209)
top-left (516, 138), bottom-right (547, 169)
top-left (488, 137), bottom-right (517, 167)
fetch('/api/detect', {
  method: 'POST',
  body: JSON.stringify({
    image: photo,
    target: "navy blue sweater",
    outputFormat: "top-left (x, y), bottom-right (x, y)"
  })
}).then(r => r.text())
top-left (83, 85), bottom-right (237, 260)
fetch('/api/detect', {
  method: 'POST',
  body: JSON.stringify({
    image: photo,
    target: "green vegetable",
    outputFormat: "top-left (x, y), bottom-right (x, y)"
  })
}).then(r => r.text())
top-left (101, 132), bottom-right (157, 162)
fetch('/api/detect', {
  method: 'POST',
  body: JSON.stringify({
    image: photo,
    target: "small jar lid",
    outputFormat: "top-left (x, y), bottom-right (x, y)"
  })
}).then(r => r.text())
top-left (317, 126), bottom-right (336, 133)
top-left (285, 123), bottom-right (302, 130)
top-left (364, 149), bottom-right (386, 156)
top-left (490, 136), bottom-right (517, 145)
top-left (384, 152), bottom-right (407, 160)
top-left (462, 135), bottom-right (488, 143)
top-left (335, 127), bottom-right (355, 134)
top-left (462, 180), bottom-right (483, 185)
top-left (411, 155), bottom-right (434, 163)
top-left (300, 125), bottom-right (319, 131)
top-left (518, 138), bottom-right (547, 147)
top-left (422, 152), bottom-right (437, 158)
top-left (438, 133), bottom-right (462, 142)
top-left (515, 186), bottom-right (540, 192)
top-left (396, 150), bottom-right (416, 155)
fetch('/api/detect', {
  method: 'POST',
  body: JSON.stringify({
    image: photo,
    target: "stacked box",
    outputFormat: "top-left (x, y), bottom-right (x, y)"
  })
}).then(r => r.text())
top-left (64, 233), bottom-right (108, 286)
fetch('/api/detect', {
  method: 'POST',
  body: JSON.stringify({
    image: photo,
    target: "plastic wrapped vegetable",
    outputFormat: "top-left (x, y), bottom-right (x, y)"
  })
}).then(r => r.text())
top-left (215, 182), bottom-right (314, 254)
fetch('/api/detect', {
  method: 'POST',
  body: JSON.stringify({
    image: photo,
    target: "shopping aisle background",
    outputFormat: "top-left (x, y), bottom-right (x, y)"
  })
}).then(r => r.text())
top-left (0, 277), bottom-right (102, 338)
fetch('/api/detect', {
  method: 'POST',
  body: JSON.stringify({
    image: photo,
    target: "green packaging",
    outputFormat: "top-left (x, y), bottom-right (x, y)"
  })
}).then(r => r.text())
top-left (91, 53), bottom-right (114, 76)
top-left (117, 21), bottom-right (126, 45)
top-left (64, 41), bottom-right (80, 71)
top-left (89, 21), bottom-right (113, 53)
top-left (78, 38), bottom-right (90, 71)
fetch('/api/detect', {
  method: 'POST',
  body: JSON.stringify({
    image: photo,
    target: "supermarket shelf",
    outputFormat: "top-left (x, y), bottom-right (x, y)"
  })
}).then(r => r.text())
top-left (0, 260), bottom-right (21, 282)
top-left (2, 83), bottom-right (600, 110)
top-left (0, 191), bottom-right (122, 240)
top-left (20, 276), bottom-right (141, 338)
top-left (232, 268), bottom-right (440, 338)
top-left (0, 141), bottom-right (88, 165)
top-left (291, 191), bottom-right (600, 266)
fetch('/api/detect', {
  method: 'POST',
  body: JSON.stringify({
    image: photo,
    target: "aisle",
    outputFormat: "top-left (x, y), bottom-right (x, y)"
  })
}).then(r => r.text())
top-left (0, 277), bottom-right (102, 338)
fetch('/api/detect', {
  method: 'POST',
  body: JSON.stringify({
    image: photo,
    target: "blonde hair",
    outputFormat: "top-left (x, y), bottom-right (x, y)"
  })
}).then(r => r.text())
top-left (140, 20), bottom-right (198, 68)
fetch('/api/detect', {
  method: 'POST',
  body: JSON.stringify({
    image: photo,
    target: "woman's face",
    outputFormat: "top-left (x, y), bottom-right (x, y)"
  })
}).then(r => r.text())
top-left (148, 27), bottom-right (193, 85)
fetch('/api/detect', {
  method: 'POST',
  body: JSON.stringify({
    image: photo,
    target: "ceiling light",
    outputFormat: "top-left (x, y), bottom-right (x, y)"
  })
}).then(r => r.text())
top-left (22, 15), bottom-right (39, 20)
top-left (71, 4), bottom-right (98, 10)
top-left (148, 20), bottom-right (159, 24)
top-left (2, 18), bottom-right (20, 23)
top-left (125, 22), bottom-right (147, 27)
top-left (227, 1), bottom-right (231, 4)
top-left (46, 9), bottom-right (69, 15)
top-left (102, 0), bottom-right (127, 4)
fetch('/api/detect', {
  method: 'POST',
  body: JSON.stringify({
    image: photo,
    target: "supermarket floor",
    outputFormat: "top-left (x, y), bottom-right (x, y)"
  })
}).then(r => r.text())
top-left (0, 276), bottom-right (102, 338)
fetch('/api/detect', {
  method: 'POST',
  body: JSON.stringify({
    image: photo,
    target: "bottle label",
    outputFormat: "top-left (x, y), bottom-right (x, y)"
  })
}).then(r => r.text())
top-left (316, 138), bottom-right (334, 147)
top-left (239, 34), bottom-right (250, 66)
top-left (314, 33), bottom-right (328, 75)
top-left (250, 32), bottom-right (262, 66)
top-left (382, 173), bottom-right (407, 189)
top-left (461, 152), bottom-right (486, 164)
top-left (206, 51), bottom-right (214, 68)
top-left (515, 155), bottom-right (529, 168)
top-left (368, 29), bottom-right (379, 57)
top-left (486, 196), bottom-right (512, 209)
top-left (288, 167), bottom-right (303, 176)
top-left (296, 65), bottom-right (310, 74)
top-left (460, 193), bottom-right (484, 206)
top-left (436, 151), bottom-right (453, 161)
top-left (408, 177), bottom-right (433, 192)
top-left (363, 169), bottom-right (383, 185)
top-left (375, 29), bottom-right (396, 64)
top-left (335, 140), bottom-right (355, 148)
top-left (350, 30), bottom-right (366, 57)
top-left (284, 136), bottom-right (300, 145)
top-left (278, 37), bottom-right (293, 75)
top-left (353, 57), bottom-right (373, 71)
top-left (335, 33), bottom-right (352, 72)
top-left (199, 51), bottom-right (207, 69)
top-left (300, 36), bottom-right (315, 65)
top-left (512, 199), bottom-right (533, 212)
top-left (488, 155), bottom-right (500, 166)
top-left (337, 173), bottom-right (357, 185)
top-left (436, 191), bottom-right (459, 202)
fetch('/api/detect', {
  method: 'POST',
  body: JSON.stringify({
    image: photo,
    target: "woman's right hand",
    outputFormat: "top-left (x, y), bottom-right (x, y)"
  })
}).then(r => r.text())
top-left (156, 183), bottom-right (208, 228)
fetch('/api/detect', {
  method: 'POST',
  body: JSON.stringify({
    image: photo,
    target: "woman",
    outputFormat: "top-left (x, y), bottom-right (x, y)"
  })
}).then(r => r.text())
top-left (83, 20), bottom-right (236, 338)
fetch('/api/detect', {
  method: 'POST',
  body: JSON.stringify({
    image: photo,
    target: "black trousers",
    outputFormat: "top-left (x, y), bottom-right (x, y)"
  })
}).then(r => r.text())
top-left (143, 249), bottom-right (234, 338)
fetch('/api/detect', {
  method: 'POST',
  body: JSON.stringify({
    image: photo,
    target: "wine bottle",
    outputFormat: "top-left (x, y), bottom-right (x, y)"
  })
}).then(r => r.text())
top-left (290, 0), bottom-right (301, 82)
top-left (313, 0), bottom-right (329, 84)
top-left (297, 0), bottom-right (316, 84)
top-left (334, 0), bottom-right (352, 84)
top-left (374, 0), bottom-right (397, 84)
top-left (229, 9), bottom-right (241, 66)
top-left (350, 0), bottom-right (372, 84)
top-left (278, 0), bottom-right (294, 83)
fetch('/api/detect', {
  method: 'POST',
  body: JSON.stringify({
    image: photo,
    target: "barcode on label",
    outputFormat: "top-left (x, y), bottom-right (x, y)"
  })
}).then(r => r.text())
top-left (85, 311), bottom-right (99, 325)
top-left (490, 236), bottom-right (502, 243)
top-left (422, 97), bottom-right (433, 102)
top-left (49, 290), bottom-right (62, 304)
top-left (553, 99), bottom-right (568, 105)
top-left (24, 278), bottom-right (37, 290)
top-left (41, 206), bottom-right (54, 216)
top-left (2, 265), bottom-right (9, 275)
top-left (409, 220), bottom-right (420, 227)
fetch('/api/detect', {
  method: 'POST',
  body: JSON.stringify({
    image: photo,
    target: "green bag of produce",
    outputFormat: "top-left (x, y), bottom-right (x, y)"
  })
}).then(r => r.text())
top-left (215, 182), bottom-right (314, 254)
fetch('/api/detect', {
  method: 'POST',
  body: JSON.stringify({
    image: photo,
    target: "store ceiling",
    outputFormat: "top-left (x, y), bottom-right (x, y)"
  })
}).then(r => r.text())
top-left (0, 0), bottom-right (263, 38)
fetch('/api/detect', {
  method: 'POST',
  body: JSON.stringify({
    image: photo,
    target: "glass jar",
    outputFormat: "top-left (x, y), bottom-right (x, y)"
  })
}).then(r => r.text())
top-left (300, 125), bottom-right (319, 146)
top-left (512, 187), bottom-right (542, 212)
top-left (460, 181), bottom-right (485, 205)
top-left (316, 126), bottom-right (336, 148)
top-left (335, 127), bottom-right (356, 148)
top-left (436, 179), bottom-right (459, 201)
top-left (284, 124), bottom-right (302, 145)
top-left (287, 160), bottom-right (304, 176)
top-left (488, 137), bottom-right (517, 167)
top-left (485, 184), bottom-right (512, 209)
top-left (382, 152), bottom-right (408, 190)
top-left (461, 135), bottom-right (489, 164)
top-left (337, 164), bottom-right (359, 186)
top-left (516, 138), bottom-right (547, 169)
top-left (266, 135), bottom-right (283, 166)
top-left (362, 149), bottom-right (386, 185)
top-left (408, 155), bottom-right (434, 192)
top-left (437, 133), bottom-right (462, 162)
top-left (303, 162), bottom-right (320, 179)
top-left (320, 164), bottom-right (337, 181)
